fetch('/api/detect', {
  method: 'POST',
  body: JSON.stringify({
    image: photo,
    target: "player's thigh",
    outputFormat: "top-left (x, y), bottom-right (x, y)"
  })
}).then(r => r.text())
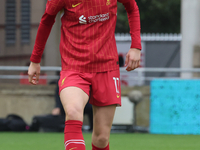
top-left (92, 104), bottom-right (117, 134)
top-left (60, 87), bottom-right (89, 121)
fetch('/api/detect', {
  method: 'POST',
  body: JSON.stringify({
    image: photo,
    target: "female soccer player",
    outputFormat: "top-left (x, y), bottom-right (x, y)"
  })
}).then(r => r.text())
top-left (28, 0), bottom-right (141, 150)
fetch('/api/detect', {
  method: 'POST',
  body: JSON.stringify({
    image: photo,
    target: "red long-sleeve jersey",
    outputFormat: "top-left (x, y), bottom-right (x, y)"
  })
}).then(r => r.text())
top-left (30, 0), bottom-right (141, 73)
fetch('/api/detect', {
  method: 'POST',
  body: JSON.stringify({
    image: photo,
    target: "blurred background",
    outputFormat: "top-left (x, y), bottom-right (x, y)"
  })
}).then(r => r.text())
top-left (0, 0), bottom-right (200, 135)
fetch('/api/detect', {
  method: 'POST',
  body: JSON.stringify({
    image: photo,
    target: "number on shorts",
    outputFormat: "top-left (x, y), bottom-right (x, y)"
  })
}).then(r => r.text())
top-left (113, 77), bottom-right (120, 94)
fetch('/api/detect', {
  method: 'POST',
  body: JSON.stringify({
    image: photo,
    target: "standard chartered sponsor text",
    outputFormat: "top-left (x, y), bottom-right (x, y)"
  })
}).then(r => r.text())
top-left (88, 13), bottom-right (109, 23)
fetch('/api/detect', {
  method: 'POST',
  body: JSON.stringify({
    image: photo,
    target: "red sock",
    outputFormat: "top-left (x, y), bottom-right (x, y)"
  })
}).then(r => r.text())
top-left (64, 120), bottom-right (85, 150)
top-left (92, 144), bottom-right (109, 150)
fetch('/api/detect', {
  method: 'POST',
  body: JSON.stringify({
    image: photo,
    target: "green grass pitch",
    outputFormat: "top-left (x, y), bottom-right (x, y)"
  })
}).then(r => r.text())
top-left (0, 132), bottom-right (200, 150)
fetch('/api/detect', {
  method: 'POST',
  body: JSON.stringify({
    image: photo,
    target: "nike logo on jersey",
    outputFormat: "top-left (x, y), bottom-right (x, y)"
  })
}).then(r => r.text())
top-left (72, 2), bottom-right (81, 8)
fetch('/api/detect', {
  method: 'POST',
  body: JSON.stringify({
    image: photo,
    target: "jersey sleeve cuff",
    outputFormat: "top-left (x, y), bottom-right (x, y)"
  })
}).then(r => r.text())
top-left (130, 43), bottom-right (142, 50)
top-left (30, 54), bottom-right (42, 63)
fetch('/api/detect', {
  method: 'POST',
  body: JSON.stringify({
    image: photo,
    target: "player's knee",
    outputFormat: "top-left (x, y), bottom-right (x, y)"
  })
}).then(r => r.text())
top-left (94, 134), bottom-right (109, 146)
top-left (65, 107), bottom-right (82, 120)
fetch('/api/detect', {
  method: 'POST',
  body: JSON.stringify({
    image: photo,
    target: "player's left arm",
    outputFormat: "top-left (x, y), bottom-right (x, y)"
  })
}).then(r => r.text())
top-left (118, 0), bottom-right (142, 71)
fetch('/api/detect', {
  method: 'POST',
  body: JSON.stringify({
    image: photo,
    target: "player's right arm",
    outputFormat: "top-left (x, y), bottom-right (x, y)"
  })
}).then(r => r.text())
top-left (28, 0), bottom-right (65, 85)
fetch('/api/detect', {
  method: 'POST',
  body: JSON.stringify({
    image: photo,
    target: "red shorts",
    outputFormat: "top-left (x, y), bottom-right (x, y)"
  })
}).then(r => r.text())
top-left (58, 70), bottom-right (121, 106)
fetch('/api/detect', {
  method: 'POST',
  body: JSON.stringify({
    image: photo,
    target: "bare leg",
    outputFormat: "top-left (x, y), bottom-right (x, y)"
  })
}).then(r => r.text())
top-left (60, 86), bottom-right (89, 121)
top-left (60, 87), bottom-right (89, 150)
top-left (92, 105), bottom-right (117, 148)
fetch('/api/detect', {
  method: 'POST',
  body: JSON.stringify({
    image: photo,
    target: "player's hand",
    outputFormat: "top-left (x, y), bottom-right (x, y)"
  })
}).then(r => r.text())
top-left (28, 62), bottom-right (41, 85)
top-left (124, 48), bottom-right (141, 71)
